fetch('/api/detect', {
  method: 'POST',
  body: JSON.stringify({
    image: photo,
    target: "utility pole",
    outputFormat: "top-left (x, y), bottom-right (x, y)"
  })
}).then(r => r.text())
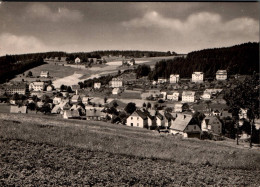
top-left (236, 121), bottom-right (239, 145)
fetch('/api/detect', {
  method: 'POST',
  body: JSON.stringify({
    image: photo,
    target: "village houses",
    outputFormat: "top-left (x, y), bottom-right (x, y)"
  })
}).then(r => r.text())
top-left (192, 72), bottom-right (204, 83)
top-left (71, 95), bottom-right (82, 104)
top-left (158, 77), bottom-right (167, 84)
top-left (5, 84), bottom-right (27, 95)
top-left (174, 103), bottom-right (183, 113)
top-left (216, 70), bottom-right (227, 80)
top-left (182, 91), bottom-right (195, 103)
top-left (170, 74), bottom-right (180, 83)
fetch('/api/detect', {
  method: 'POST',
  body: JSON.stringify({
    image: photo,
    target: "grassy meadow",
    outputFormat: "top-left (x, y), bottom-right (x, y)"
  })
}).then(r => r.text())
top-left (0, 113), bottom-right (260, 185)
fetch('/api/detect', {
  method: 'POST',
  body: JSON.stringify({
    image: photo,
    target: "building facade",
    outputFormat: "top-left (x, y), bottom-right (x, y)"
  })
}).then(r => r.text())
top-left (192, 72), bottom-right (204, 83)
top-left (170, 74), bottom-right (180, 83)
top-left (182, 91), bottom-right (195, 103)
top-left (216, 70), bottom-right (227, 80)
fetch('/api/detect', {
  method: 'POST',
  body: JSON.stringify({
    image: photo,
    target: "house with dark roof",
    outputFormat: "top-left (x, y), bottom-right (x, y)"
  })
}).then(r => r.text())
top-left (86, 109), bottom-right (106, 120)
top-left (156, 111), bottom-right (165, 128)
top-left (142, 109), bottom-right (157, 129)
top-left (126, 110), bottom-right (148, 128)
top-left (201, 116), bottom-right (222, 135)
top-left (71, 95), bottom-right (82, 104)
top-left (170, 114), bottom-right (201, 138)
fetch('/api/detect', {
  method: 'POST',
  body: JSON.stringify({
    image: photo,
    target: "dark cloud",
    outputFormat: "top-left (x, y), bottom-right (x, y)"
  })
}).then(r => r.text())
top-left (0, 2), bottom-right (258, 55)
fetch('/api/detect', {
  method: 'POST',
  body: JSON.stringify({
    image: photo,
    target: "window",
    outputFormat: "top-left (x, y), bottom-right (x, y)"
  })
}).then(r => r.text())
top-left (137, 123), bottom-right (139, 126)
top-left (137, 117), bottom-right (139, 120)
top-left (194, 126), bottom-right (196, 130)
top-left (131, 117), bottom-right (133, 120)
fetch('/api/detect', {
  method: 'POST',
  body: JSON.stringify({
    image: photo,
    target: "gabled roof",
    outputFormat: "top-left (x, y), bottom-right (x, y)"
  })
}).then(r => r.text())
top-left (171, 114), bottom-right (193, 132)
top-left (71, 95), bottom-right (81, 101)
top-left (32, 82), bottom-right (44, 86)
top-left (135, 110), bottom-right (148, 120)
top-left (156, 112), bottom-right (164, 120)
top-left (203, 116), bottom-right (221, 126)
top-left (51, 105), bottom-right (61, 113)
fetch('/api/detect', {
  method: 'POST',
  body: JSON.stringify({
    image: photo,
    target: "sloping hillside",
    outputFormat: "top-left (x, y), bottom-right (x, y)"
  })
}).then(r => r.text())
top-left (0, 113), bottom-right (260, 186)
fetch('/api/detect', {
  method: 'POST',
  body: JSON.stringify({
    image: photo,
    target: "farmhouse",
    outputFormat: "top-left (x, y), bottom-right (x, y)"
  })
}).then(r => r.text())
top-left (70, 104), bottom-right (85, 115)
top-left (182, 91), bottom-right (195, 103)
top-left (94, 82), bottom-right (101, 89)
top-left (170, 74), bottom-right (180, 83)
top-left (40, 71), bottom-right (49, 78)
top-left (29, 82), bottom-right (44, 91)
top-left (142, 109), bottom-right (156, 129)
top-left (10, 105), bottom-right (27, 114)
top-left (75, 57), bottom-right (81, 63)
top-left (216, 70), bottom-right (227, 80)
top-left (192, 72), bottom-right (204, 83)
top-left (170, 114), bottom-right (201, 138)
top-left (156, 111), bottom-right (165, 128)
top-left (201, 116), bottom-right (222, 135)
top-left (110, 78), bottom-right (123, 88)
top-left (126, 110), bottom-right (148, 128)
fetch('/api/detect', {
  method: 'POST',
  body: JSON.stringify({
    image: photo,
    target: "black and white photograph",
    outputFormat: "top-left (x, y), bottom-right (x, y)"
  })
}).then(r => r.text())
top-left (0, 1), bottom-right (259, 186)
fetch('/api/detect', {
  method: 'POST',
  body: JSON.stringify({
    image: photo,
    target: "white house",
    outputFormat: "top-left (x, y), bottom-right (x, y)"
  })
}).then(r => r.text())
top-left (29, 82), bottom-right (44, 91)
top-left (112, 88), bottom-right (121, 95)
top-left (239, 108), bottom-right (248, 119)
top-left (170, 74), bottom-right (180, 83)
top-left (126, 110), bottom-right (148, 128)
top-left (40, 71), bottom-right (49, 78)
top-left (182, 91), bottom-right (195, 103)
top-left (216, 70), bottom-right (227, 80)
top-left (160, 91), bottom-right (167, 100)
top-left (201, 116), bottom-right (222, 135)
top-left (94, 82), bottom-right (101, 89)
top-left (167, 92), bottom-right (179, 101)
top-left (192, 72), bottom-right (204, 83)
top-left (46, 85), bottom-right (53, 91)
top-left (110, 78), bottom-right (123, 88)
top-left (158, 77), bottom-right (167, 84)
top-left (75, 57), bottom-right (81, 63)
top-left (201, 92), bottom-right (211, 100)
top-left (63, 110), bottom-right (80, 119)
top-left (156, 111), bottom-right (165, 128)
top-left (53, 97), bottom-right (62, 105)
top-left (10, 105), bottom-right (27, 114)
top-left (82, 96), bottom-right (90, 105)
top-left (174, 103), bottom-right (183, 113)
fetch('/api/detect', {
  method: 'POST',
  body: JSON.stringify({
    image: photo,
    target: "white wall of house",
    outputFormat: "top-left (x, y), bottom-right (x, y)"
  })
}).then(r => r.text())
top-left (182, 95), bottom-right (195, 103)
top-left (170, 74), bottom-right (180, 83)
top-left (192, 72), bottom-right (204, 83)
top-left (201, 118), bottom-right (222, 135)
top-left (126, 115), bottom-right (146, 128)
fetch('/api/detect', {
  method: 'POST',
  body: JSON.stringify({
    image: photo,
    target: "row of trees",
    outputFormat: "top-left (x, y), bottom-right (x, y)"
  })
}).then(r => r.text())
top-left (148, 42), bottom-right (259, 80)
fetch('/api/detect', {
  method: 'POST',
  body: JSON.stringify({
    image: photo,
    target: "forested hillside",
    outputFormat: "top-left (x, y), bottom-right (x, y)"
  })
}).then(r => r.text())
top-left (148, 42), bottom-right (259, 80)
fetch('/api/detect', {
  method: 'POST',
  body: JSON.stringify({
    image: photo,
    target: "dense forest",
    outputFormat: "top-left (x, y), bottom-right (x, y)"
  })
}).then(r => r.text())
top-left (0, 55), bottom-right (45, 83)
top-left (148, 42), bottom-right (259, 80)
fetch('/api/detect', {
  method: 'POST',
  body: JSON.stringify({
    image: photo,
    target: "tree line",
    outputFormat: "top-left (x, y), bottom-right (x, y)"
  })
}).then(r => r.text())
top-left (148, 42), bottom-right (259, 80)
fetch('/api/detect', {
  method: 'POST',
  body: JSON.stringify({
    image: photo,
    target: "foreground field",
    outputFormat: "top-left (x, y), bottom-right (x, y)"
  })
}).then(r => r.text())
top-left (0, 113), bottom-right (260, 186)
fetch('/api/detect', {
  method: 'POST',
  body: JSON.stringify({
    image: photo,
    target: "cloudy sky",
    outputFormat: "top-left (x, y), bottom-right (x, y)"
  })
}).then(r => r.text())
top-left (0, 2), bottom-right (259, 56)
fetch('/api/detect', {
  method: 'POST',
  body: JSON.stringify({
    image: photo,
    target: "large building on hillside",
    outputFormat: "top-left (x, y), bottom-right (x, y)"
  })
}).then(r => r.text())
top-left (29, 82), bottom-right (44, 91)
top-left (201, 116), bottom-right (222, 135)
top-left (170, 74), bottom-right (180, 83)
top-left (40, 71), bottom-right (49, 78)
top-left (182, 91), bottom-right (195, 103)
top-left (5, 84), bottom-right (27, 95)
top-left (110, 78), bottom-right (123, 88)
top-left (216, 70), bottom-right (227, 80)
top-left (192, 72), bottom-right (204, 83)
